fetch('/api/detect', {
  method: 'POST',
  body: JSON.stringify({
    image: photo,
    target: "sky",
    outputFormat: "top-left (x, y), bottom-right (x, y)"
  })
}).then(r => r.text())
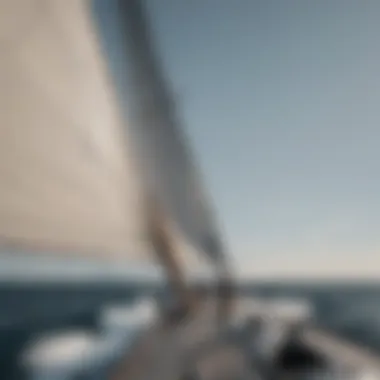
top-left (2, 1), bottom-right (380, 281)
top-left (139, 0), bottom-right (380, 278)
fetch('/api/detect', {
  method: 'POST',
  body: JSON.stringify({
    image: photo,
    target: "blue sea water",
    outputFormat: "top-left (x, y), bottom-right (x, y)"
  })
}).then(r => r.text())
top-left (1, 281), bottom-right (380, 378)
top-left (245, 282), bottom-right (380, 350)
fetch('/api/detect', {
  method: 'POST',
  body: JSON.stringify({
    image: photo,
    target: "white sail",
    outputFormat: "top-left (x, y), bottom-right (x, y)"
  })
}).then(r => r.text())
top-left (0, 0), bottom-right (150, 260)
top-left (0, 0), bottom-right (225, 272)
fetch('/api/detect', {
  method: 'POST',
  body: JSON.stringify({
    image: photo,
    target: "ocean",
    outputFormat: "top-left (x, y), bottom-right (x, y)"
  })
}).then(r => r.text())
top-left (1, 281), bottom-right (380, 378)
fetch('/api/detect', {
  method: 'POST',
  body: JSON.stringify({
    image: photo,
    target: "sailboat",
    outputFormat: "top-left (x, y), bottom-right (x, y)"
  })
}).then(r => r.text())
top-left (1, 0), bottom-right (379, 379)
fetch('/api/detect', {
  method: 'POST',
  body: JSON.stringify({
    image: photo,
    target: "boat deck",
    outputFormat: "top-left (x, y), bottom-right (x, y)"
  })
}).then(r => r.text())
top-left (108, 299), bottom-right (380, 380)
top-left (17, 296), bottom-right (380, 379)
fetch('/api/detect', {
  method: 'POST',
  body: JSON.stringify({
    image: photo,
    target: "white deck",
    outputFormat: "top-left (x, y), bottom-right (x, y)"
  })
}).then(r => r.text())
top-left (20, 297), bottom-right (380, 380)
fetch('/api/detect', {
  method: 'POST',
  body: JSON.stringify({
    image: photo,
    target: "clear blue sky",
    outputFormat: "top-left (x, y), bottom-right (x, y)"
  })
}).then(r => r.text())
top-left (95, 0), bottom-right (380, 278)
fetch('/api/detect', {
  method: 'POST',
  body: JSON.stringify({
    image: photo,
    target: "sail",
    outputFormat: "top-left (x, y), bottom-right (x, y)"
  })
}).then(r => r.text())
top-left (116, 0), bottom-right (227, 266)
top-left (0, 0), bottom-right (150, 259)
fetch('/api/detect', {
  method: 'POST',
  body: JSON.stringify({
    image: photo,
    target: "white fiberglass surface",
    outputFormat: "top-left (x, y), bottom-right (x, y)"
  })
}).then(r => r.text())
top-left (20, 298), bottom-right (157, 379)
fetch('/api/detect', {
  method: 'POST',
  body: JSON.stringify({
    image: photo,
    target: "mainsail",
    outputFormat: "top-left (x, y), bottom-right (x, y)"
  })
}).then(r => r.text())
top-left (0, 0), bottom-right (227, 272)
top-left (0, 0), bottom-right (148, 260)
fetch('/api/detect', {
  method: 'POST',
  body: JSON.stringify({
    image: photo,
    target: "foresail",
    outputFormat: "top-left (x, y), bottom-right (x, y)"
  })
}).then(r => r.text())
top-left (117, 0), bottom-right (227, 266)
top-left (0, 0), bottom-right (149, 260)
